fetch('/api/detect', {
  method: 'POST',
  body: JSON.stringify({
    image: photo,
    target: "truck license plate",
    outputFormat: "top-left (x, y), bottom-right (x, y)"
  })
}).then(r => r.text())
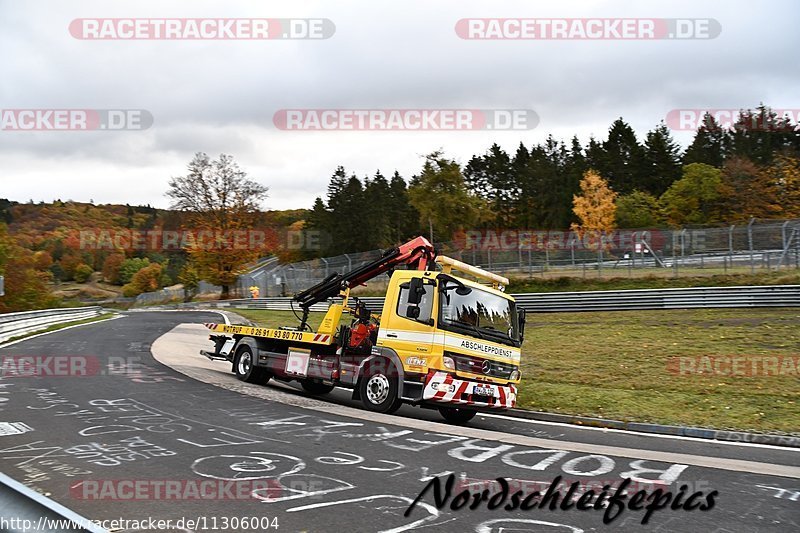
top-left (473, 384), bottom-right (495, 397)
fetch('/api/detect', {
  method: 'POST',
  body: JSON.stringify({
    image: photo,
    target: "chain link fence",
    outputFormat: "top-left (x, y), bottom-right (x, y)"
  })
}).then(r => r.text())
top-left (132, 219), bottom-right (800, 303)
top-left (254, 219), bottom-right (800, 297)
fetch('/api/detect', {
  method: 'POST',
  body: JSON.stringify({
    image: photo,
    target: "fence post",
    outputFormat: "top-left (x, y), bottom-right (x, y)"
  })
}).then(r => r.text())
top-left (748, 217), bottom-right (755, 274)
top-left (322, 257), bottom-right (329, 278)
top-left (672, 230), bottom-right (678, 277)
top-left (729, 225), bottom-right (735, 268)
top-left (526, 248), bottom-right (531, 278)
top-left (781, 220), bottom-right (790, 268)
top-left (597, 246), bottom-right (603, 278)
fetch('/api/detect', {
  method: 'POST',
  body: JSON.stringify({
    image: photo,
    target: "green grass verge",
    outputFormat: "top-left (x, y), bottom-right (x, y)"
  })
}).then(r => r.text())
top-left (1, 313), bottom-right (116, 345)
top-left (231, 307), bottom-right (799, 434)
top-left (520, 308), bottom-right (799, 434)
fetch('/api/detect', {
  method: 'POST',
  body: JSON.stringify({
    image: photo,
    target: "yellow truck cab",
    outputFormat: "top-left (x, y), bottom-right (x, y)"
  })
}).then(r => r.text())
top-left (201, 238), bottom-right (525, 424)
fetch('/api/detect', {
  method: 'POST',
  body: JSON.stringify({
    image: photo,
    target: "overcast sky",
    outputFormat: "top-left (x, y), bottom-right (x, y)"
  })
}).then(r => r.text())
top-left (1, 0), bottom-right (798, 210)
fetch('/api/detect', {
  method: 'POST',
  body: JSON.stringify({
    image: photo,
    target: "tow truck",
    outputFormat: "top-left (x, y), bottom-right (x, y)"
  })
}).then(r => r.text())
top-left (200, 236), bottom-right (525, 424)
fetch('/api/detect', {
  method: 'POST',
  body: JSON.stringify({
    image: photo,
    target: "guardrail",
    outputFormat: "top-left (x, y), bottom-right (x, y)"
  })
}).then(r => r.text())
top-left (0, 473), bottom-right (107, 532)
top-left (178, 285), bottom-right (800, 313)
top-left (0, 306), bottom-right (103, 344)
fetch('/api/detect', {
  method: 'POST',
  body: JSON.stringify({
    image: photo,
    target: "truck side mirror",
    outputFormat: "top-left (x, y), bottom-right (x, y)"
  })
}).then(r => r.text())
top-left (518, 309), bottom-right (526, 342)
top-left (405, 306), bottom-right (421, 319)
top-left (407, 277), bottom-right (425, 305)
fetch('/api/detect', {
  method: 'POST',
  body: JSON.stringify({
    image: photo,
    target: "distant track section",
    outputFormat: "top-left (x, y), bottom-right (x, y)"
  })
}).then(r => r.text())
top-left (172, 285), bottom-right (800, 313)
top-left (0, 306), bottom-right (103, 344)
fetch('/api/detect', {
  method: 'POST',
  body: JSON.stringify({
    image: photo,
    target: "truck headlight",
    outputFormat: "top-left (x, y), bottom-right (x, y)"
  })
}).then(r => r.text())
top-left (509, 370), bottom-right (520, 381)
top-left (443, 356), bottom-right (455, 370)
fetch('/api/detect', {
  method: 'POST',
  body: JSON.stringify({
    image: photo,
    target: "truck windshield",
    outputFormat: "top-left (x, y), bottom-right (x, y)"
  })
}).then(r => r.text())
top-left (439, 281), bottom-right (519, 346)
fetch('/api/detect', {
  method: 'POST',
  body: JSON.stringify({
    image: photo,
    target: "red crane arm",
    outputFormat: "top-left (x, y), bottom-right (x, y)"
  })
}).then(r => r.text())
top-left (292, 236), bottom-right (436, 310)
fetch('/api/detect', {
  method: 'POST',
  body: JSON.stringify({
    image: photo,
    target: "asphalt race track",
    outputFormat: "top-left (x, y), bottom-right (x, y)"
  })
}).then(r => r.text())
top-left (0, 311), bottom-right (797, 532)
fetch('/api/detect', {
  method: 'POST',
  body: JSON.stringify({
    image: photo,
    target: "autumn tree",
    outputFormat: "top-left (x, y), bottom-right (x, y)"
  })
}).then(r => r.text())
top-left (102, 253), bottom-right (126, 284)
top-left (571, 170), bottom-right (618, 240)
top-left (177, 262), bottom-right (200, 302)
top-left (615, 191), bottom-right (663, 228)
top-left (122, 262), bottom-right (164, 298)
top-left (716, 157), bottom-right (781, 223)
top-left (0, 223), bottom-right (59, 312)
top-left (764, 154), bottom-right (800, 218)
top-left (408, 152), bottom-right (488, 242)
top-left (659, 163), bottom-right (723, 226)
top-left (167, 153), bottom-right (268, 299)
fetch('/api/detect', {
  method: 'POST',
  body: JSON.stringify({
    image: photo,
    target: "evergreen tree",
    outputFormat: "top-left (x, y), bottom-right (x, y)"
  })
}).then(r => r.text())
top-left (388, 172), bottom-right (421, 242)
top-left (464, 143), bottom-right (516, 228)
top-left (511, 143), bottom-right (535, 228)
top-left (363, 172), bottom-right (392, 249)
top-left (683, 113), bottom-right (730, 167)
top-left (601, 119), bottom-right (646, 194)
top-left (729, 105), bottom-right (800, 165)
top-left (642, 123), bottom-right (682, 196)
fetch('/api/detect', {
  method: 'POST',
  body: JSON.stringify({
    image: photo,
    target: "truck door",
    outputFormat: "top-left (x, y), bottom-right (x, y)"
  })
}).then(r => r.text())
top-left (379, 277), bottom-right (436, 367)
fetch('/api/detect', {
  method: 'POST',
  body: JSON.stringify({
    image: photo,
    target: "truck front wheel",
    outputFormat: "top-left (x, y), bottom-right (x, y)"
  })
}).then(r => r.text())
top-left (439, 407), bottom-right (477, 424)
top-left (359, 360), bottom-right (402, 414)
top-left (234, 346), bottom-right (270, 384)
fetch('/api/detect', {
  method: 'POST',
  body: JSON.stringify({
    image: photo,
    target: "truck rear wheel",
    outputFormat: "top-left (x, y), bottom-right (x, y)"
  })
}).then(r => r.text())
top-left (359, 359), bottom-right (402, 414)
top-left (438, 407), bottom-right (477, 424)
top-left (234, 346), bottom-right (270, 384)
top-left (301, 380), bottom-right (335, 395)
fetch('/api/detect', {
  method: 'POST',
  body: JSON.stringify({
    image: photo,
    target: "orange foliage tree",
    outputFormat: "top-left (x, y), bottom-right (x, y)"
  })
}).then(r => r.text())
top-left (167, 153), bottom-right (269, 299)
top-left (571, 170), bottom-right (618, 248)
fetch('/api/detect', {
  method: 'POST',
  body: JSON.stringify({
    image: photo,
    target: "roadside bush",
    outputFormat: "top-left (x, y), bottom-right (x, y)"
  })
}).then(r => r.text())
top-left (73, 263), bottom-right (94, 283)
top-left (121, 262), bottom-right (163, 297)
top-left (119, 257), bottom-right (150, 284)
top-left (102, 253), bottom-right (125, 284)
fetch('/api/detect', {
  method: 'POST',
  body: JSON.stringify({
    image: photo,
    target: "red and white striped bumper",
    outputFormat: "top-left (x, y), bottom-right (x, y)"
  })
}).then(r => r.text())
top-left (423, 371), bottom-right (516, 409)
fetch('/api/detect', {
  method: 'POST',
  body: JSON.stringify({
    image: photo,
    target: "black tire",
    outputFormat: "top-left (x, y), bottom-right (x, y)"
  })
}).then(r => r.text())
top-left (439, 407), bottom-right (478, 424)
top-left (301, 380), bottom-right (335, 395)
top-left (234, 346), bottom-right (269, 384)
top-left (359, 359), bottom-right (403, 414)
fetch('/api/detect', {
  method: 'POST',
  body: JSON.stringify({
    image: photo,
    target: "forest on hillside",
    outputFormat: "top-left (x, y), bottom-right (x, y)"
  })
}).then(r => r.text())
top-left (1, 105), bottom-right (798, 311)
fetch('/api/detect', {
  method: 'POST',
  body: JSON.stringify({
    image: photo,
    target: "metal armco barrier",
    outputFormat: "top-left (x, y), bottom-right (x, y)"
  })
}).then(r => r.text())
top-left (183, 285), bottom-right (800, 313)
top-left (0, 473), bottom-right (107, 532)
top-left (0, 306), bottom-right (103, 344)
